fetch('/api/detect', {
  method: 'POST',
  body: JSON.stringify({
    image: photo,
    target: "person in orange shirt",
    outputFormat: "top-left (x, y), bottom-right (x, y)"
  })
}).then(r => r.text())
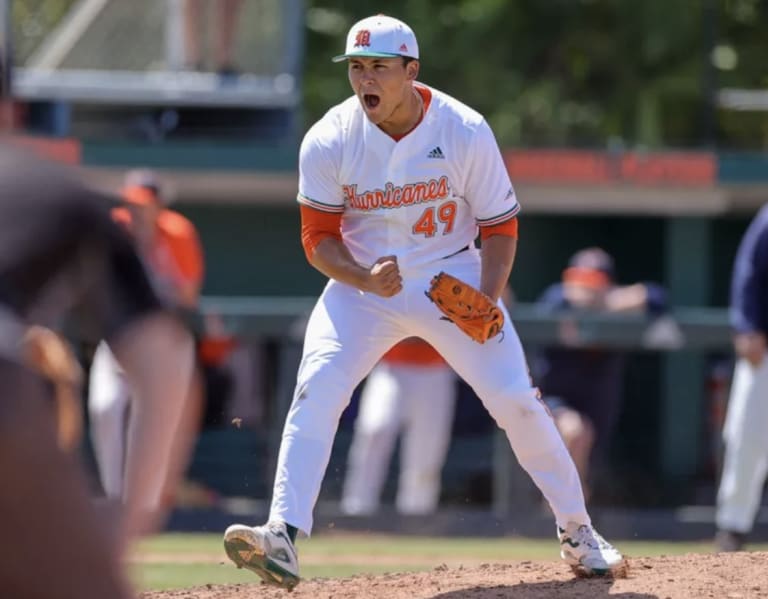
top-left (341, 337), bottom-right (456, 516)
top-left (88, 170), bottom-right (205, 499)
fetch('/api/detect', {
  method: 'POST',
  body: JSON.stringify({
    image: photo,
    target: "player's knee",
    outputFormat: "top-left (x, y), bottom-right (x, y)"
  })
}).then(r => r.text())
top-left (481, 386), bottom-right (549, 428)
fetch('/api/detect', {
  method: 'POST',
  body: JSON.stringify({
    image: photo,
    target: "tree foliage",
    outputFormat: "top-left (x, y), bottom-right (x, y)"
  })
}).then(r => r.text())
top-left (303, 0), bottom-right (768, 149)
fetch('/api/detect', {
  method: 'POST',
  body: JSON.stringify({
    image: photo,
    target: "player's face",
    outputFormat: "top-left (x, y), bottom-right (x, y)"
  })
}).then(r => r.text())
top-left (563, 282), bottom-right (608, 310)
top-left (348, 57), bottom-right (418, 125)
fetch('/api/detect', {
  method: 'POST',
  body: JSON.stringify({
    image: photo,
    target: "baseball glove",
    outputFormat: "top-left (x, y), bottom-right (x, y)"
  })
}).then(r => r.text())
top-left (21, 326), bottom-right (83, 451)
top-left (425, 272), bottom-right (504, 344)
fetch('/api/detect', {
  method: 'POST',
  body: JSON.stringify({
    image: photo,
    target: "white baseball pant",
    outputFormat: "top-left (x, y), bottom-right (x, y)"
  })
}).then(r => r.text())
top-left (341, 361), bottom-right (456, 516)
top-left (269, 250), bottom-right (589, 535)
top-left (716, 357), bottom-right (768, 533)
top-left (88, 341), bottom-right (130, 498)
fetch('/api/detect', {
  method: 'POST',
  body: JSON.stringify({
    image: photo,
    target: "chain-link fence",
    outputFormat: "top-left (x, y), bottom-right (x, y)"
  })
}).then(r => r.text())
top-left (11, 0), bottom-right (76, 64)
top-left (7, 0), bottom-right (303, 108)
top-left (10, 0), bottom-right (297, 76)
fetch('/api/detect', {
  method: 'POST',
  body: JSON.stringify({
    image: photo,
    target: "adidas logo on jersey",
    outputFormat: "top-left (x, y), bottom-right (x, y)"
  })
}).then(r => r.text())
top-left (427, 146), bottom-right (445, 159)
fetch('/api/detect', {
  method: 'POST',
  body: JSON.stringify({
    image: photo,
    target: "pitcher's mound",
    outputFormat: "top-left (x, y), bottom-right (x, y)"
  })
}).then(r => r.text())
top-left (142, 551), bottom-right (768, 598)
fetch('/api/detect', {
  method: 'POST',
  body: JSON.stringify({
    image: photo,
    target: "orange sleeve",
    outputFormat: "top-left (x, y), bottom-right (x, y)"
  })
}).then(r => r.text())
top-left (159, 212), bottom-right (205, 287)
top-left (480, 216), bottom-right (518, 241)
top-left (300, 204), bottom-right (343, 261)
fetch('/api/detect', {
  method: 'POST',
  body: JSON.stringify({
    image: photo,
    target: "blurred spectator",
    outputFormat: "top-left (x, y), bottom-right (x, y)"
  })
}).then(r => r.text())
top-left (341, 338), bottom-right (457, 516)
top-left (198, 312), bottom-right (238, 428)
top-left (225, 339), bottom-right (268, 428)
top-left (0, 145), bottom-right (197, 599)
top-left (183, 0), bottom-right (244, 76)
top-left (715, 205), bottom-right (768, 552)
top-left (533, 247), bottom-right (668, 499)
top-left (88, 169), bottom-right (205, 502)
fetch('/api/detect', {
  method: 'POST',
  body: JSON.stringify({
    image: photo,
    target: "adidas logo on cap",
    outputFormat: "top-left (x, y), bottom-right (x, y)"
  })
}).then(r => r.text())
top-left (427, 146), bottom-right (445, 159)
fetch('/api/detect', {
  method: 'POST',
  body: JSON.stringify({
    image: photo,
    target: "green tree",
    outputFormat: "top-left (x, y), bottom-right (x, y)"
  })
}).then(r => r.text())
top-left (302, 0), bottom-right (768, 149)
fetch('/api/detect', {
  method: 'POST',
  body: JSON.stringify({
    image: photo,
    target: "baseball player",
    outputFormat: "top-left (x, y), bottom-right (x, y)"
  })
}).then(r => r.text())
top-left (223, 15), bottom-right (624, 589)
top-left (341, 337), bottom-right (456, 516)
top-left (0, 145), bottom-right (198, 598)
top-left (715, 204), bottom-right (768, 552)
top-left (88, 172), bottom-right (205, 500)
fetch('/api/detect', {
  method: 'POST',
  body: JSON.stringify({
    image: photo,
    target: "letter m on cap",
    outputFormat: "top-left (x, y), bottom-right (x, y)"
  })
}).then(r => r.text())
top-left (354, 29), bottom-right (371, 47)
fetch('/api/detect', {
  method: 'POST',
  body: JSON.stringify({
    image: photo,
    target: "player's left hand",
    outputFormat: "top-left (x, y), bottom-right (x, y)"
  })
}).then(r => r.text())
top-left (734, 331), bottom-right (766, 367)
top-left (21, 326), bottom-right (83, 451)
top-left (425, 272), bottom-right (504, 343)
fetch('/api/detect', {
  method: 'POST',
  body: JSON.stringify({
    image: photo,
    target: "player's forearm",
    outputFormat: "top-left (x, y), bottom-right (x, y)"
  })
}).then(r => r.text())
top-left (480, 234), bottom-right (516, 302)
top-left (308, 237), bottom-right (371, 289)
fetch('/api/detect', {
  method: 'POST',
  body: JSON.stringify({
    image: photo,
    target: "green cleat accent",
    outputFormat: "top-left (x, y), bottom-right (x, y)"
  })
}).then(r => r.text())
top-left (223, 522), bottom-right (301, 591)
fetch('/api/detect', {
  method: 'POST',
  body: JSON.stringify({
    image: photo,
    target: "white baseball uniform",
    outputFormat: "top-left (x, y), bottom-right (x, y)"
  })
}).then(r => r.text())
top-left (717, 357), bottom-right (768, 533)
top-left (88, 341), bottom-right (131, 497)
top-left (269, 82), bottom-right (590, 535)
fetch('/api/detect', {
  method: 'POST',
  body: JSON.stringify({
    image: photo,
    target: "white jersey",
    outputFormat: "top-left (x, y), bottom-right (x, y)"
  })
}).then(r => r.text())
top-left (297, 84), bottom-right (519, 271)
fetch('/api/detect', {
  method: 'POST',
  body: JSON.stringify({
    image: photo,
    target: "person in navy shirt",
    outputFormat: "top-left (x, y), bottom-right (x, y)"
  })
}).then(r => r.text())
top-left (533, 247), bottom-right (667, 500)
top-left (715, 205), bottom-right (768, 552)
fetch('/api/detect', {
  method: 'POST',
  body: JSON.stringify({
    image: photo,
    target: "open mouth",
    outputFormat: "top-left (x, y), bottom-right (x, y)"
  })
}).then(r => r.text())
top-left (363, 94), bottom-right (381, 109)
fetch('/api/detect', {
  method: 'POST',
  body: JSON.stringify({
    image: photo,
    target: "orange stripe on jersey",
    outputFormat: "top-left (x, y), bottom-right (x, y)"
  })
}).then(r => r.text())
top-left (416, 84), bottom-right (433, 113)
top-left (476, 204), bottom-right (520, 227)
top-left (300, 204), bottom-right (343, 260)
top-left (480, 216), bottom-right (518, 241)
top-left (382, 337), bottom-right (445, 366)
top-left (389, 85), bottom-right (433, 142)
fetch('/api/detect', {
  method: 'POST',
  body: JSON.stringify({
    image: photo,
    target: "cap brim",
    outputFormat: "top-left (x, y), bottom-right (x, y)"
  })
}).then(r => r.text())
top-left (562, 267), bottom-right (611, 289)
top-left (331, 51), bottom-right (403, 63)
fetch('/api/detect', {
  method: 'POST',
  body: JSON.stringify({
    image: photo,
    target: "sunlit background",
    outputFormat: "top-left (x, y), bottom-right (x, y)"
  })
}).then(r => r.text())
top-left (4, 0), bottom-right (768, 554)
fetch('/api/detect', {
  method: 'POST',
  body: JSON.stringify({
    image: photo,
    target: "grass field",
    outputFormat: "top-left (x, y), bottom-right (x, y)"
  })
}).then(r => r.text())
top-left (130, 532), bottom-right (768, 592)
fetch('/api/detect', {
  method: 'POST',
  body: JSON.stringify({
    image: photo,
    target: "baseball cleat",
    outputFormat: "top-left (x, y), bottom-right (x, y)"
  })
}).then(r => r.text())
top-left (558, 522), bottom-right (627, 577)
top-left (223, 521), bottom-right (300, 591)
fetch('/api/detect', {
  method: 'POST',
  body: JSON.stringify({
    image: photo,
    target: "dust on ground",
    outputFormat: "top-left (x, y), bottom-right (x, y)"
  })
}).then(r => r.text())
top-left (141, 550), bottom-right (768, 599)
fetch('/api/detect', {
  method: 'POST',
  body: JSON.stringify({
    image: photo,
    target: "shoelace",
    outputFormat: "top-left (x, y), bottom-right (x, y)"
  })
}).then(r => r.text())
top-left (575, 525), bottom-right (613, 550)
top-left (265, 521), bottom-right (299, 558)
top-left (266, 521), bottom-right (288, 536)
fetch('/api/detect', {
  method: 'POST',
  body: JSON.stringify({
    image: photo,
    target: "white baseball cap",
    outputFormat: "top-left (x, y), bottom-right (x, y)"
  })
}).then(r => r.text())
top-left (332, 15), bottom-right (419, 63)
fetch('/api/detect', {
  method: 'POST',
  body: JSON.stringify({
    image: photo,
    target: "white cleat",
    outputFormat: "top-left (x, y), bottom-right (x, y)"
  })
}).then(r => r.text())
top-left (223, 521), bottom-right (300, 591)
top-left (558, 522), bottom-right (627, 577)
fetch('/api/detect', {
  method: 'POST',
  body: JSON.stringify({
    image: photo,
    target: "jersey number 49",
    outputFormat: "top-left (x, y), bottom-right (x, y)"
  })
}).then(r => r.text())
top-left (412, 201), bottom-right (457, 237)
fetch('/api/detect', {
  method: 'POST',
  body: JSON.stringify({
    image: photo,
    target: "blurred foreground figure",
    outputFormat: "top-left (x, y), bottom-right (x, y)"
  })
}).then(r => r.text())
top-left (715, 205), bottom-right (768, 552)
top-left (88, 169), bottom-right (204, 502)
top-left (0, 146), bottom-right (197, 598)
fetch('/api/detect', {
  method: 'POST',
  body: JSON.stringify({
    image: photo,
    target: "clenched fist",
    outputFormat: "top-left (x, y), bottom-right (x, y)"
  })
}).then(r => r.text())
top-left (366, 255), bottom-right (403, 297)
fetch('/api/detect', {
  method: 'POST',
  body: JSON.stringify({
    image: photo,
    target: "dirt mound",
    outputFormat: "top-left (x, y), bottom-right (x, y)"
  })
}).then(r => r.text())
top-left (142, 551), bottom-right (768, 599)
